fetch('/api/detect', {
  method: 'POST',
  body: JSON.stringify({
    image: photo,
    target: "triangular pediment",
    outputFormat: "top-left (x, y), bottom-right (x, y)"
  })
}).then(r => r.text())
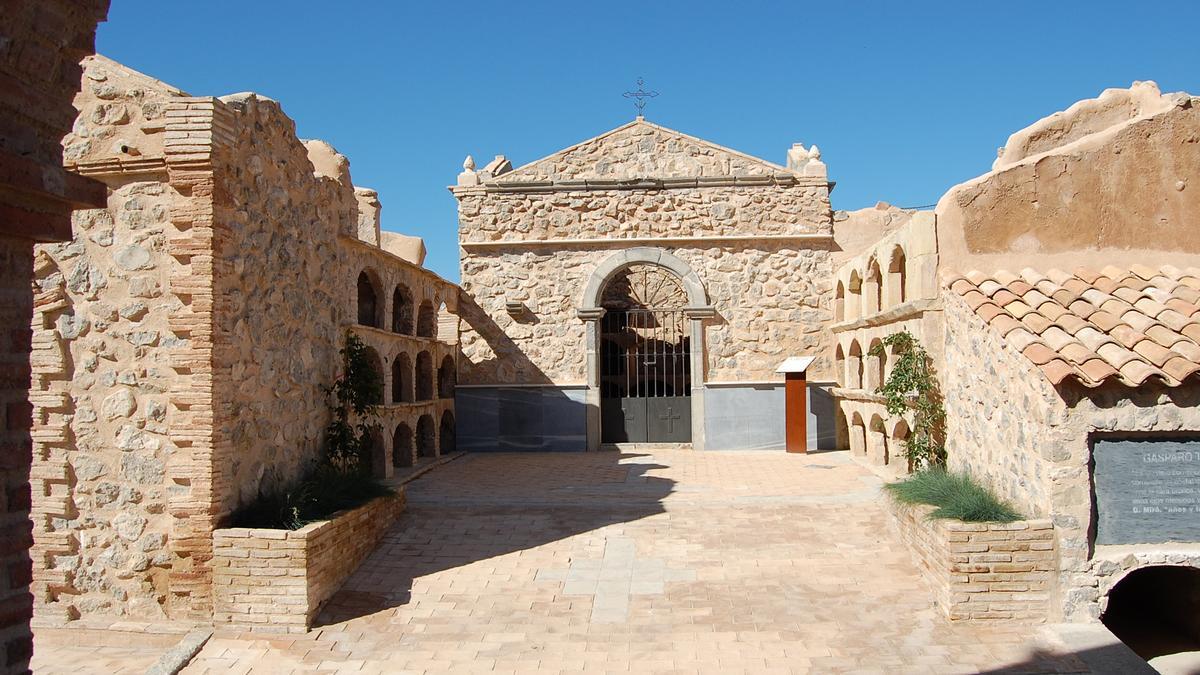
top-left (491, 118), bottom-right (799, 183)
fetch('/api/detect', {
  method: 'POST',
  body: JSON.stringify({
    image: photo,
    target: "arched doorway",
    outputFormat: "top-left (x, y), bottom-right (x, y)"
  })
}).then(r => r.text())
top-left (392, 423), bottom-right (413, 468)
top-left (416, 415), bottom-right (436, 458)
top-left (1101, 565), bottom-right (1200, 667)
top-left (440, 411), bottom-right (456, 454)
top-left (599, 264), bottom-right (692, 444)
top-left (579, 248), bottom-right (712, 450)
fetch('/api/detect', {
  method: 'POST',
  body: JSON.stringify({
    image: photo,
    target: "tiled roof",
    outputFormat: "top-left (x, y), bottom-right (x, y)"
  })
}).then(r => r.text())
top-left (946, 265), bottom-right (1200, 388)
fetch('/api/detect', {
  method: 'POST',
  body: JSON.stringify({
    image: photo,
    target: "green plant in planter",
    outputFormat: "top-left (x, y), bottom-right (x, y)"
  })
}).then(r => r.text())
top-left (869, 330), bottom-right (946, 469)
top-left (885, 468), bottom-right (1022, 522)
top-left (324, 332), bottom-right (384, 474)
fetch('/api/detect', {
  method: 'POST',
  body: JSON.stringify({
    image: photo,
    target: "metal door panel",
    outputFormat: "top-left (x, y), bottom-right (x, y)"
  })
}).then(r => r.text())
top-left (646, 397), bottom-right (691, 443)
top-left (602, 397), bottom-right (647, 443)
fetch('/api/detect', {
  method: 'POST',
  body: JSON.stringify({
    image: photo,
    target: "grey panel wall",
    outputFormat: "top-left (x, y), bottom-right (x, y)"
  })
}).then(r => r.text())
top-left (703, 383), bottom-right (836, 451)
top-left (456, 386), bottom-right (587, 452)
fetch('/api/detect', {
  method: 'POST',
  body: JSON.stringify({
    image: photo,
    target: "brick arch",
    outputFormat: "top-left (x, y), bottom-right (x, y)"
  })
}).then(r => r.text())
top-left (835, 278), bottom-right (846, 322)
top-left (363, 346), bottom-right (384, 405)
top-left (846, 270), bottom-right (862, 322)
top-left (869, 413), bottom-right (888, 465)
top-left (867, 337), bottom-right (885, 390)
top-left (849, 411), bottom-right (866, 456)
top-left (847, 339), bottom-right (864, 390)
top-left (864, 257), bottom-right (882, 316)
top-left (579, 247), bottom-right (708, 311)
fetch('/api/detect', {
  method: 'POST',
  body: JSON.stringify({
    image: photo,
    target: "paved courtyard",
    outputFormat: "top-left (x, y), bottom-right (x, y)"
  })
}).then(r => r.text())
top-left (182, 450), bottom-right (1088, 674)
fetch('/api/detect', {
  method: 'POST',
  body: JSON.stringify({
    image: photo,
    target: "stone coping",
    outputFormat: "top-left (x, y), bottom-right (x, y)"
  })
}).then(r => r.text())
top-left (886, 499), bottom-right (1056, 622)
top-left (459, 233), bottom-right (835, 250)
top-left (829, 297), bottom-right (941, 333)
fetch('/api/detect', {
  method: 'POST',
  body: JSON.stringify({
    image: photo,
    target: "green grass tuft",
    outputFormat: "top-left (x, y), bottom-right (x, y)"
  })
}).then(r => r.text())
top-left (884, 468), bottom-right (1022, 523)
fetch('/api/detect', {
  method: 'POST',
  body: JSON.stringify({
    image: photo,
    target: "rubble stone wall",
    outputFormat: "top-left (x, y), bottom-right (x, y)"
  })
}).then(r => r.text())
top-left (459, 242), bottom-right (833, 384)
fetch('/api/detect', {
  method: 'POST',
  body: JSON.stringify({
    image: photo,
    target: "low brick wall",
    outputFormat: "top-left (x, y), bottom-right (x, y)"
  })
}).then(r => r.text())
top-left (886, 500), bottom-right (1056, 621)
top-left (212, 490), bottom-right (405, 632)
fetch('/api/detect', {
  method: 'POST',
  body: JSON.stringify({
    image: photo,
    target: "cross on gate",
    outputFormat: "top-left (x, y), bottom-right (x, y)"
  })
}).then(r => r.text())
top-left (622, 77), bottom-right (659, 117)
top-left (659, 406), bottom-right (681, 433)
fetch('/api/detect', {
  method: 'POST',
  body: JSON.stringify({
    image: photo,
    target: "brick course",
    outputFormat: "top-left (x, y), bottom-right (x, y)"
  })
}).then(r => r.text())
top-left (886, 500), bottom-right (1056, 622)
top-left (212, 490), bottom-right (405, 632)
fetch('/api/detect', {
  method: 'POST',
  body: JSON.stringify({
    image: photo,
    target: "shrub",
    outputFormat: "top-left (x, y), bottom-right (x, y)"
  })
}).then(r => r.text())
top-left (884, 468), bottom-right (1021, 523)
top-left (232, 466), bottom-right (393, 530)
top-left (870, 331), bottom-right (946, 469)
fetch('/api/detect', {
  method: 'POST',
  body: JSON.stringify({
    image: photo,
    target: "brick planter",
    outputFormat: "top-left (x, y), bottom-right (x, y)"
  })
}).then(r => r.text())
top-left (886, 500), bottom-right (1056, 622)
top-left (212, 490), bottom-right (405, 632)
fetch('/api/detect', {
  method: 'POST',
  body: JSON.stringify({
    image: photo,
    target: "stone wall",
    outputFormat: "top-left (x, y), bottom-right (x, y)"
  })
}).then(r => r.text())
top-left (28, 56), bottom-right (459, 627)
top-left (940, 288), bottom-right (1200, 620)
top-left (459, 243), bottom-right (833, 385)
top-left (212, 490), bottom-right (405, 633)
top-left (887, 500), bottom-right (1056, 622)
top-left (1, 3), bottom-right (109, 673)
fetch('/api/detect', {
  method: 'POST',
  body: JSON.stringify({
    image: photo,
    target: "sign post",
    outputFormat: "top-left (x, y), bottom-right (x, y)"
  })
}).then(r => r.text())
top-left (776, 357), bottom-right (816, 454)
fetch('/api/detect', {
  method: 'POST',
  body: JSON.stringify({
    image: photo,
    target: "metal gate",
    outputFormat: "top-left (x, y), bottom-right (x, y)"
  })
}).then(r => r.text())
top-left (600, 309), bottom-right (691, 443)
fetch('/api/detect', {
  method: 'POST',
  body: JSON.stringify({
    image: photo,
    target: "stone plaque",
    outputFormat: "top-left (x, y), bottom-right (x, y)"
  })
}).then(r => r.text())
top-left (1093, 438), bottom-right (1200, 545)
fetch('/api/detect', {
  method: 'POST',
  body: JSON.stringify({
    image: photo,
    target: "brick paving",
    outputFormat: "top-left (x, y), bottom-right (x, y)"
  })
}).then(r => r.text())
top-left (180, 449), bottom-right (1086, 674)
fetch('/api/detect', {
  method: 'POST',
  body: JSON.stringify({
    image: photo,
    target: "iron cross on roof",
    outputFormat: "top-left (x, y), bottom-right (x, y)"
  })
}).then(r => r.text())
top-left (623, 78), bottom-right (659, 118)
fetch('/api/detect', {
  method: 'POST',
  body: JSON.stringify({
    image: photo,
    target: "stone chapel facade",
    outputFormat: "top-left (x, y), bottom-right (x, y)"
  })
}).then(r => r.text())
top-left (452, 119), bottom-right (837, 452)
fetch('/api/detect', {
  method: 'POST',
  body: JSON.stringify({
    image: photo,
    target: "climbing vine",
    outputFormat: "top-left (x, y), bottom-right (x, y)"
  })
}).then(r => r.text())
top-left (324, 332), bottom-right (383, 473)
top-left (870, 331), bottom-right (946, 469)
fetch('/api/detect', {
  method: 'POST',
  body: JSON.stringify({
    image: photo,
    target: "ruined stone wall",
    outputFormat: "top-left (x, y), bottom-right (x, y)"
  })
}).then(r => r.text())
top-left (459, 242), bottom-right (832, 384)
top-left (1, 4), bottom-right (109, 672)
top-left (209, 93), bottom-right (345, 519)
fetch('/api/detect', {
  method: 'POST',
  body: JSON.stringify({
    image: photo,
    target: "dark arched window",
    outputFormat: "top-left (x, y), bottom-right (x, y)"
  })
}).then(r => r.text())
top-left (416, 300), bottom-right (435, 338)
top-left (439, 411), bottom-right (455, 454)
top-left (391, 354), bottom-right (412, 404)
top-left (357, 271), bottom-right (380, 328)
top-left (392, 424), bottom-right (413, 468)
top-left (416, 351), bottom-right (433, 400)
top-left (416, 415), bottom-right (436, 458)
top-left (392, 285), bottom-right (413, 334)
top-left (438, 355), bottom-right (455, 399)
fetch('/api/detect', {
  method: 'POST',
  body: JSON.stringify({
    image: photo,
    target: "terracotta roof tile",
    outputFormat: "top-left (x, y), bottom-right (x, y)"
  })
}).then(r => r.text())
top-left (947, 266), bottom-right (1200, 389)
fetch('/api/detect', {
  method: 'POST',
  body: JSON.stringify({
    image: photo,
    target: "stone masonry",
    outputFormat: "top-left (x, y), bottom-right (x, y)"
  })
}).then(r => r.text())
top-left (27, 56), bottom-right (459, 626)
top-left (0, 3), bottom-right (109, 673)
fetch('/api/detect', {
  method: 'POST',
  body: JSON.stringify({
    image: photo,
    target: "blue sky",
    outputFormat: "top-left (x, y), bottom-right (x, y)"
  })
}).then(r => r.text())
top-left (97, 1), bottom-right (1200, 281)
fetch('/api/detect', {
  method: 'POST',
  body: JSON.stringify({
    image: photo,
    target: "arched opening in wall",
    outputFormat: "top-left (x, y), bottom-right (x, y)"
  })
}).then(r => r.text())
top-left (392, 353), bottom-right (412, 404)
top-left (869, 414), bottom-right (887, 465)
top-left (835, 405), bottom-right (849, 451)
top-left (864, 258), bottom-right (882, 316)
top-left (835, 280), bottom-right (846, 323)
top-left (438, 355), bottom-right (455, 399)
top-left (416, 414), bottom-right (436, 458)
top-left (1101, 565), bottom-right (1200, 666)
top-left (362, 427), bottom-right (386, 478)
top-left (846, 271), bottom-right (862, 322)
top-left (834, 343), bottom-right (846, 388)
top-left (415, 351), bottom-right (433, 400)
top-left (847, 340), bottom-right (863, 390)
top-left (891, 419), bottom-right (910, 470)
top-left (887, 245), bottom-right (907, 307)
top-left (392, 284), bottom-right (413, 334)
top-left (392, 423), bottom-right (413, 468)
top-left (364, 347), bottom-right (384, 405)
top-left (439, 411), bottom-right (456, 454)
top-left (866, 337), bottom-right (884, 390)
top-left (436, 302), bottom-right (458, 343)
top-left (416, 300), bottom-right (436, 338)
top-left (357, 270), bottom-right (382, 328)
top-left (850, 412), bottom-right (866, 456)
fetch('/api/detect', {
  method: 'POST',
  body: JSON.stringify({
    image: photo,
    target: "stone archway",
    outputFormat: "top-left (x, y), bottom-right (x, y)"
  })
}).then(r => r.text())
top-left (577, 248), bottom-right (713, 451)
